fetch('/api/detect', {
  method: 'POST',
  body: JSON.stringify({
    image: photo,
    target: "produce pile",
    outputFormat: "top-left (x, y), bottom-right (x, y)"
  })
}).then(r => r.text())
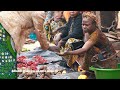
top-left (17, 55), bottom-right (67, 79)
top-left (17, 55), bottom-right (50, 79)
top-left (17, 55), bottom-right (47, 70)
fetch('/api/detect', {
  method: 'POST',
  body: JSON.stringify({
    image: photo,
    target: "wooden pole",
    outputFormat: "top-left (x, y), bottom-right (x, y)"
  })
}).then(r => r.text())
top-left (96, 11), bottom-right (101, 30)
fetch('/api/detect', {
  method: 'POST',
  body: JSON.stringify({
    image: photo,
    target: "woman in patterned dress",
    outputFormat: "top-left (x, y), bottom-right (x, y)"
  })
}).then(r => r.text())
top-left (57, 12), bottom-right (118, 78)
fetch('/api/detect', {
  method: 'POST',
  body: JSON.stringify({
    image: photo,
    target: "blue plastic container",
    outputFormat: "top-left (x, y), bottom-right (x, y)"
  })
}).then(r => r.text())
top-left (29, 32), bottom-right (37, 40)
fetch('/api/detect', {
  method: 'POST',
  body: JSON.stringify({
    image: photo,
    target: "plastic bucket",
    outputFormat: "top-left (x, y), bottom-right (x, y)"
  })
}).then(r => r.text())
top-left (89, 64), bottom-right (120, 79)
top-left (117, 63), bottom-right (120, 68)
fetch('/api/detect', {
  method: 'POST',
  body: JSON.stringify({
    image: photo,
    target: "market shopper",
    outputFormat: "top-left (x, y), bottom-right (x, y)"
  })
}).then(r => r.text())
top-left (0, 11), bottom-right (59, 53)
top-left (0, 11), bottom-right (58, 79)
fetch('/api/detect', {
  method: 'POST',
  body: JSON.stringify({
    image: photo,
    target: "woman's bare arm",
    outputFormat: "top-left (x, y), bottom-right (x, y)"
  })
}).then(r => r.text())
top-left (84, 33), bottom-right (90, 42)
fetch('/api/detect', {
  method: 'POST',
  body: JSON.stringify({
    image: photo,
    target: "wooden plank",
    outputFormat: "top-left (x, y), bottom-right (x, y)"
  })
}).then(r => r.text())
top-left (117, 11), bottom-right (120, 29)
top-left (104, 33), bottom-right (120, 41)
top-left (112, 42), bottom-right (120, 50)
top-left (116, 50), bottom-right (120, 57)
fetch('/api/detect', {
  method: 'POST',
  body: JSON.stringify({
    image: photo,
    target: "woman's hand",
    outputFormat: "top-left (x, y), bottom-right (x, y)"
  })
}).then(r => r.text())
top-left (48, 46), bottom-right (60, 52)
top-left (57, 40), bottom-right (66, 48)
top-left (57, 51), bottom-right (70, 56)
top-left (53, 33), bottom-right (62, 45)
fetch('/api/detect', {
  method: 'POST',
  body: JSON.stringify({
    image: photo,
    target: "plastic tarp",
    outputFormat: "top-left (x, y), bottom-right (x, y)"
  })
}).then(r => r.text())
top-left (17, 47), bottom-right (63, 63)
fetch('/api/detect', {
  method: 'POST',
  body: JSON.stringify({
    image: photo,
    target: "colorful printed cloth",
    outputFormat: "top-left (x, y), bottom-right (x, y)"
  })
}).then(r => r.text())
top-left (61, 38), bottom-right (84, 71)
top-left (77, 29), bottom-right (118, 70)
top-left (45, 19), bottom-right (66, 43)
top-left (0, 23), bottom-right (17, 79)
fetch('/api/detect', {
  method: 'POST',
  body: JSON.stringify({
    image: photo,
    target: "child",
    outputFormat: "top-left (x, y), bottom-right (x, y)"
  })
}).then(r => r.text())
top-left (44, 11), bottom-right (66, 43)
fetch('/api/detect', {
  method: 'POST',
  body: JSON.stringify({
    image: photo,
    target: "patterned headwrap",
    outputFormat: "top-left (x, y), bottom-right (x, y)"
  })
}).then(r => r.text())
top-left (82, 12), bottom-right (98, 25)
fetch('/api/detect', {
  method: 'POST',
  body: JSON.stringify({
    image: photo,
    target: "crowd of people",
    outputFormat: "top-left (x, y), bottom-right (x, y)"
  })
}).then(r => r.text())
top-left (0, 11), bottom-right (119, 79)
top-left (44, 11), bottom-right (118, 78)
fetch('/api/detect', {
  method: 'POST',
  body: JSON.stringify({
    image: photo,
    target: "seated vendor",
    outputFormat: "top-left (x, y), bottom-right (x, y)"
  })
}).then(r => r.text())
top-left (53, 11), bottom-right (84, 71)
